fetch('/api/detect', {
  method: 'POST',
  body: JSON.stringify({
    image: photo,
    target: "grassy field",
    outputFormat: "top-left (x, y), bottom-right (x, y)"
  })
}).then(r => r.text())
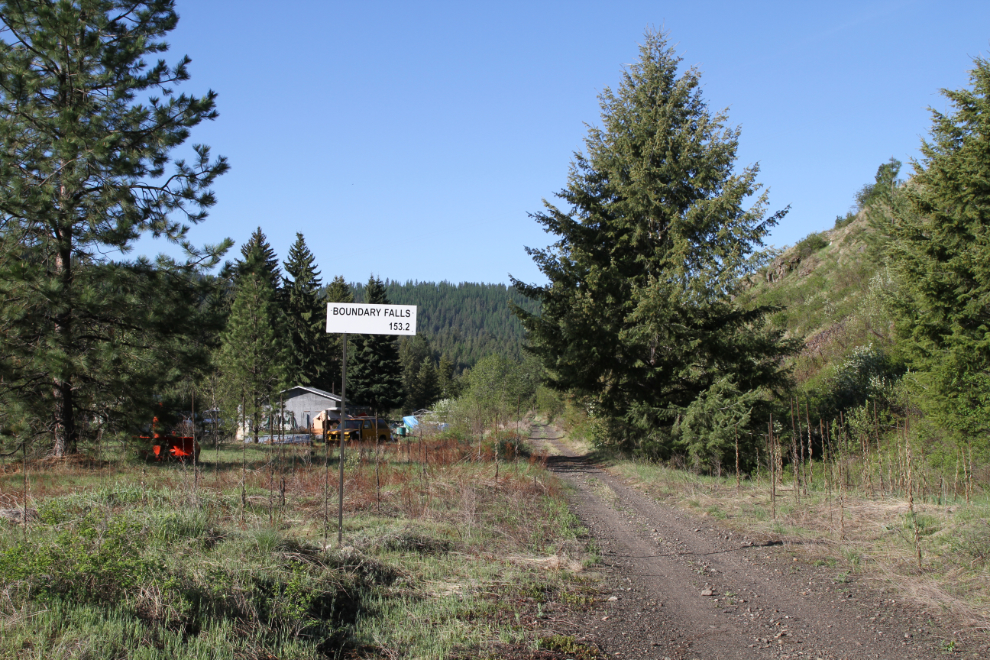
top-left (0, 436), bottom-right (599, 659)
top-left (596, 452), bottom-right (990, 629)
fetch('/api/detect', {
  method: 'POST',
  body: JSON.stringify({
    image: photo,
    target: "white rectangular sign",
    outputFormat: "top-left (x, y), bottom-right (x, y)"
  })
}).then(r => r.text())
top-left (326, 303), bottom-right (417, 335)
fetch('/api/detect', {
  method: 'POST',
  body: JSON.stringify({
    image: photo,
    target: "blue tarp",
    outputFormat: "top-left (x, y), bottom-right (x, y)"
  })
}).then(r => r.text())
top-left (400, 416), bottom-right (448, 434)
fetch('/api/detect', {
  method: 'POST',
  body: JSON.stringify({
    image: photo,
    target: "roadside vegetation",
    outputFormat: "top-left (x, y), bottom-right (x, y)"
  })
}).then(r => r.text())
top-left (0, 435), bottom-right (598, 659)
top-left (554, 405), bottom-right (990, 628)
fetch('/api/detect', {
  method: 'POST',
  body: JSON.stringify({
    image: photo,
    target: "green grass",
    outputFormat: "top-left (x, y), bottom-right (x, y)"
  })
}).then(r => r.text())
top-left (0, 438), bottom-right (594, 659)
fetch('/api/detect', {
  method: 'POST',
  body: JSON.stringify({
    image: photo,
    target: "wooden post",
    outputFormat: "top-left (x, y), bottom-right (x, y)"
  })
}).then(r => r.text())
top-left (192, 389), bottom-right (198, 502)
top-left (734, 423), bottom-right (740, 492)
top-left (839, 416), bottom-right (847, 541)
top-left (767, 413), bottom-right (777, 520)
top-left (22, 438), bottom-right (28, 541)
top-left (906, 417), bottom-right (921, 567)
top-left (823, 418), bottom-right (832, 527)
top-left (791, 398), bottom-right (801, 504)
top-left (323, 418), bottom-right (330, 545)
top-left (805, 401), bottom-right (814, 491)
top-left (374, 413), bottom-right (381, 514)
top-left (966, 442), bottom-right (973, 505)
top-left (873, 400), bottom-right (883, 497)
top-left (241, 392), bottom-right (246, 524)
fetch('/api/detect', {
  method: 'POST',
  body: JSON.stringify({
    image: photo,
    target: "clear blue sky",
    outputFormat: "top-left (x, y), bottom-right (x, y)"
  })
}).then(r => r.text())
top-left (140, 0), bottom-right (990, 286)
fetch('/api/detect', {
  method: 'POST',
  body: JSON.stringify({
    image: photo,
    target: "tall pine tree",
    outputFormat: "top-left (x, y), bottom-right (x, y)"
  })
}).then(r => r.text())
top-left (348, 276), bottom-right (404, 414)
top-left (0, 1), bottom-right (229, 455)
top-left (511, 30), bottom-right (795, 455)
top-left (282, 233), bottom-right (331, 389)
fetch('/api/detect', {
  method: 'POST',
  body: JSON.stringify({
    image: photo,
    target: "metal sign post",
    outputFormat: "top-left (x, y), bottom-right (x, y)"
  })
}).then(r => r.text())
top-left (327, 302), bottom-right (416, 546)
top-left (338, 333), bottom-right (346, 546)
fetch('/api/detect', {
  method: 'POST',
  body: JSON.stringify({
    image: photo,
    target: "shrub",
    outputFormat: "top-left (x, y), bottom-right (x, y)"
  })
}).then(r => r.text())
top-left (795, 232), bottom-right (829, 259)
top-left (834, 212), bottom-right (857, 229)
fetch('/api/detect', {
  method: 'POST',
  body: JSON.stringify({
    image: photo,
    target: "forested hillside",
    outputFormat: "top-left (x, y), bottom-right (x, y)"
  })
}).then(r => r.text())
top-left (351, 280), bottom-right (539, 370)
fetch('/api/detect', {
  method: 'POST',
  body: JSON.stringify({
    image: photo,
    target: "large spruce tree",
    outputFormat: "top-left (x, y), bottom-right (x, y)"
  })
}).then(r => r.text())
top-left (282, 233), bottom-right (331, 389)
top-left (0, 1), bottom-right (228, 455)
top-left (348, 276), bottom-right (404, 414)
top-left (886, 56), bottom-right (990, 441)
top-left (511, 30), bottom-right (795, 454)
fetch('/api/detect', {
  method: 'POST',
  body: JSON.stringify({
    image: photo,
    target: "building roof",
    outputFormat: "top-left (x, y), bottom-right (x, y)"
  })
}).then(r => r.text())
top-left (280, 386), bottom-right (343, 402)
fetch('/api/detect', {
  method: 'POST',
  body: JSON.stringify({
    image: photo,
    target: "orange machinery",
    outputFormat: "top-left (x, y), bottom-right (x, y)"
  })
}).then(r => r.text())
top-left (139, 416), bottom-right (201, 463)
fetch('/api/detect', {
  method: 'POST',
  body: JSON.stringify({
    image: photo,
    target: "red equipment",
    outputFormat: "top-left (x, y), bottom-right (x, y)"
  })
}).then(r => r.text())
top-left (152, 435), bottom-right (200, 462)
top-left (139, 416), bottom-right (201, 463)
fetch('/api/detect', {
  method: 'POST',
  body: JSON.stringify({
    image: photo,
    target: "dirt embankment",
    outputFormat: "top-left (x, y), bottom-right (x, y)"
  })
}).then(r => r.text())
top-left (532, 424), bottom-right (987, 660)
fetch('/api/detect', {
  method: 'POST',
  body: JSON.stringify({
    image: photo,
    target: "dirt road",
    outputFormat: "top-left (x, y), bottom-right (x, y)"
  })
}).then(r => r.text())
top-left (532, 423), bottom-right (982, 660)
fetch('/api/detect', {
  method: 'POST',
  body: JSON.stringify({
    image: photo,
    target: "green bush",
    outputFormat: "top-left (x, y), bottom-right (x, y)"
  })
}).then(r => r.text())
top-left (795, 232), bottom-right (829, 259)
top-left (0, 507), bottom-right (377, 656)
top-left (488, 430), bottom-right (531, 460)
top-left (834, 212), bottom-right (857, 229)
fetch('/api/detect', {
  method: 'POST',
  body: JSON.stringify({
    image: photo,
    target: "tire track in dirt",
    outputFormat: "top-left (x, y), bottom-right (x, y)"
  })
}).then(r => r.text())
top-left (532, 423), bottom-right (959, 660)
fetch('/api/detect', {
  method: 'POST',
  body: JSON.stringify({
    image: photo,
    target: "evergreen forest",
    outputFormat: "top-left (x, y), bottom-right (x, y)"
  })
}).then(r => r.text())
top-left (351, 280), bottom-right (539, 370)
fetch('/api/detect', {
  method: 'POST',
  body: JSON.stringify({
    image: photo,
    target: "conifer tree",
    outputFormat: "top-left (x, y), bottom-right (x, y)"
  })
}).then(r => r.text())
top-left (282, 233), bottom-right (331, 388)
top-left (437, 354), bottom-right (458, 399)
top-left (400, 335), bottom-right (434, 410)
top-left (886, 55), bottom-right (990, 440)
top-left (511, 30), bottom-right (795, 454)
top-left (0, 1), bottom-right (229, 455)
top-left (349, 276), bottom-right (404, 414)
top-left (405, 358), bottom-right (441, 413)
top-left (217, 274), bottom-right (288, 442)
top-left (237, 227), bottom-right (281, 293)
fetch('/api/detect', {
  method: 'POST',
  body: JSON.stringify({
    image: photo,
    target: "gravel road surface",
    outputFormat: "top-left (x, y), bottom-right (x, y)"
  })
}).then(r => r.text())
top-left (532, 423), bottom-right (986, 660)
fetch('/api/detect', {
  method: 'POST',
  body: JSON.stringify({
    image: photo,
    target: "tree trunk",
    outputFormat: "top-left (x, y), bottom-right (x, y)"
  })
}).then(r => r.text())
top-left (52, 233), bottom-right (76, 457)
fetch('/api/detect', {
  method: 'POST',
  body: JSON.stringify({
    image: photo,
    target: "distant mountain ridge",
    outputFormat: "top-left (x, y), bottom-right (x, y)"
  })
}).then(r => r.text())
top-left (350, 280), bottom-right (539, 370)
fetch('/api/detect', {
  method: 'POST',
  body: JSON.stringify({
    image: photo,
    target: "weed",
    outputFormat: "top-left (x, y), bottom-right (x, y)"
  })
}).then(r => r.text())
top-left (538, 634), bottom-right (604, 659)
top-left (560, 590), bottom-right (595, 609)
top-left (904, 512), bottom-right (940, 537)
top-left (706, 505), bottom-right (727, 520)
top-left (377, 528), bottom-right (453, 555)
